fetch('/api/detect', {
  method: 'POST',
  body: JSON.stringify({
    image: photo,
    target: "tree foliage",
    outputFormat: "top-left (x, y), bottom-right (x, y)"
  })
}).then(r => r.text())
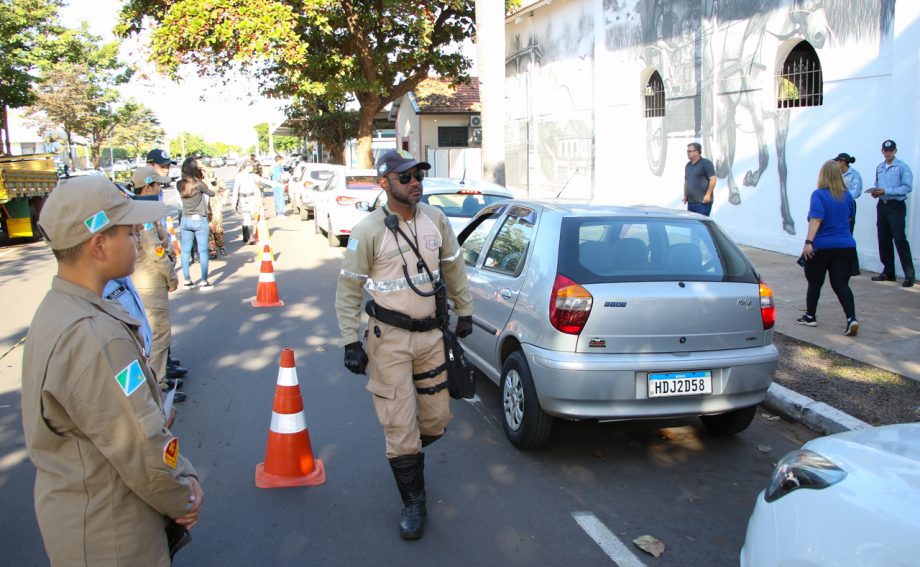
top-left (254, 122), bottom-right (300, 156)
top-left (118, 0), bottom-right (483, 167)
top-left (112, 99), bottom-right (165, 159)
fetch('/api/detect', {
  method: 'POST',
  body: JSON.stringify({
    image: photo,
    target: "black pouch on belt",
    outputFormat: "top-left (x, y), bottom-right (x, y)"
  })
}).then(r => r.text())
top-left (443, 329), bottom-right (476, 400)
top-left (166, 520), bottom-right (192, 560)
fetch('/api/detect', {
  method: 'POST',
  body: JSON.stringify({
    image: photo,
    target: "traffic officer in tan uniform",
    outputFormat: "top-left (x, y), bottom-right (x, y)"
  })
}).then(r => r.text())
top-left (131, 166), bottom-right (186, 401)
top-left (21, 175), bottom-right (203, 565)
top-left (335, 150), bottom-right (473, 540)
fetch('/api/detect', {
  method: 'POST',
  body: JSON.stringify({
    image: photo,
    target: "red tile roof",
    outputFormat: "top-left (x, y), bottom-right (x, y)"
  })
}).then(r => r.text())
top-left (413, 78), bottom-right (481, 114)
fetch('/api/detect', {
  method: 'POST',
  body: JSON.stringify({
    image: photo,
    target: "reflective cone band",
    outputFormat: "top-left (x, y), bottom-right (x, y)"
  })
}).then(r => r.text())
top-left (255, 348), bottom-right (326, 488)
top-left (166, 217), bottom-right (180, 256)
top-left (252, 244), bottom-right (284, 307)
top-left (256, 207), bottom-right (273, 257)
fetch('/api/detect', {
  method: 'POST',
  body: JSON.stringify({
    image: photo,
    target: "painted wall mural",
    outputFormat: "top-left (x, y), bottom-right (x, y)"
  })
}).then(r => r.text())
top-left (598, 0), bottom-right (893, 234)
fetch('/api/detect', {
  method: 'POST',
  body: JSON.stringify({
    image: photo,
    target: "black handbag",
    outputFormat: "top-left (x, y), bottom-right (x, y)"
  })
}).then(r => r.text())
top-left (443, 329), bottom-right (476, 400)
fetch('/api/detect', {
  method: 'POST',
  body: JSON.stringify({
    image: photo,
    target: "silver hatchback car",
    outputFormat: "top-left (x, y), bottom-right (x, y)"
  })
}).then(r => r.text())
top-left (457, 201), bottom-right (778, 449)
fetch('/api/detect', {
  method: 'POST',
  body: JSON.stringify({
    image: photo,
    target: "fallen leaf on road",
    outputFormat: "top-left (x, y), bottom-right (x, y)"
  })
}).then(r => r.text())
top-left (762, 413), bottom-right (780, 421)
top-left (633, 535), bottom-right (665, 558)
top-left (758, 445), bottom-right (772, 453)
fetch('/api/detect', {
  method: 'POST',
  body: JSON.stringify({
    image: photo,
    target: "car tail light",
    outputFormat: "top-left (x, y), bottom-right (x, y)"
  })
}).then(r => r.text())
top-left (336, 196), bottom-right (358, 206)
top-left (759, 279), bottom-right (775, 330)
top-left (549, 274), bottom-right (593, 334)
top-left (458, 190), bottom-right (482, 195)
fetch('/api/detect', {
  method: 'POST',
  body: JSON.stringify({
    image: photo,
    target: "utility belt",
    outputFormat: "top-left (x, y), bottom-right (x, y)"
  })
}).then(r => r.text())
top-left (365, 300), bottom-right (444, 333)
top-left (364, 300), bottom-right (449, 396)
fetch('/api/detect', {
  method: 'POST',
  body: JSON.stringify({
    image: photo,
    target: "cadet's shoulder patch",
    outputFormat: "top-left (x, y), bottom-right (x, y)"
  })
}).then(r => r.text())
top-left (115, 359), bottom-right (146, 397)
top-left (163, 437), bottom-right (178, 469)
top-left (347, 237), bottom-right (359, 251)
top-left (155, 245), bottom-right (165, 257)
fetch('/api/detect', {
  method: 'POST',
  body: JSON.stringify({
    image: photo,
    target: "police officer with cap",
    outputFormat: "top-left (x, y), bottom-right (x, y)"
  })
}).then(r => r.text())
top-left (335, 149), bottom-right (473, 540)
top-left (22, 175), bottom-right (203, 565)
top-left (869, 139), bottom-right (915, 287)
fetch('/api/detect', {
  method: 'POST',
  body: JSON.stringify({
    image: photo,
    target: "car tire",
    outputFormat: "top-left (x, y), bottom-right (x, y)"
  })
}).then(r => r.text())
top-left (500, 351), bottom-right (553, 449)
top-left (699, 405), bottom-right (757, 436)
top-left (300, 206), bottom-right (310, 221)
top-left (327, 220), bottom-right (341, 247)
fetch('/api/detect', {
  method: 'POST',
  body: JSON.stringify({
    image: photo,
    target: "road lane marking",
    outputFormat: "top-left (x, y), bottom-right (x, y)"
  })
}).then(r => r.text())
top-left (572, 511), bottom-right (645, 567)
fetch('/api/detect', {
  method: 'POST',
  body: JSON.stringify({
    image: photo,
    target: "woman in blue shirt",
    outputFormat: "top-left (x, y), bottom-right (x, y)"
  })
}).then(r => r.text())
top-left (834, 152), bottom-right (863, 275)
top-left (798, 160), bottom-right (859, 336)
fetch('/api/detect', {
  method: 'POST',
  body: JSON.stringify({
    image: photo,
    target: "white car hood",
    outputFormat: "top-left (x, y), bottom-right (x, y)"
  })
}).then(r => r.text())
top-left (805, 423), bottom-right (920, 486)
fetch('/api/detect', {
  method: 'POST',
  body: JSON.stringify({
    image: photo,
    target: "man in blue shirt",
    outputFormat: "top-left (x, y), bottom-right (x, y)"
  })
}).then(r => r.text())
top-left (270, 155), bottom-right (287, 217)
top-left (869, 140), bottom-right (915, 287)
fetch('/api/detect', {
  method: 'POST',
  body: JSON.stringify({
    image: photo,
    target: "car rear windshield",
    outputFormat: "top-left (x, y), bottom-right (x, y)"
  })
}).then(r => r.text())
top-left (558, 216), bottom-right (756, 283)
top-left (345, 176), bottom-right (381, 190)
top-left (423, 193), bottom-right (508, 218)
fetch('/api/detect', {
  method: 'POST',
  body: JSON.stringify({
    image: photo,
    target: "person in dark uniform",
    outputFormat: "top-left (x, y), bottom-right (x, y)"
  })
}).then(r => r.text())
top-left (869, 140), bottom-right (915, 287)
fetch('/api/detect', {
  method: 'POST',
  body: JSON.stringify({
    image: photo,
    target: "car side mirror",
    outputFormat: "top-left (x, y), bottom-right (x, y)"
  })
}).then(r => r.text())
top-left (355, 201), bottom-right (372, 212)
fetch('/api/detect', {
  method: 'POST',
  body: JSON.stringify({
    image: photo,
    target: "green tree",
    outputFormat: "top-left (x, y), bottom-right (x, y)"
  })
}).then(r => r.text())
top-left (112, 99), bottom-right (165, 160)
top-left (118, 0), bottom-right (488, 168)
top-left (284, 96), bottom-right (358, 165)
top-left (169, 132), bottom-right (208, 159)
top-left (254, 121), bottom-right (299, 156)
top-left (0, 0), bottom-right (64, 154)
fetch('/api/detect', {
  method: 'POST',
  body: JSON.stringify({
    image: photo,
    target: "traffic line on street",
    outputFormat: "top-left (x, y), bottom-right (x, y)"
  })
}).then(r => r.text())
top-left (572, 511), bottom-right (645, 567)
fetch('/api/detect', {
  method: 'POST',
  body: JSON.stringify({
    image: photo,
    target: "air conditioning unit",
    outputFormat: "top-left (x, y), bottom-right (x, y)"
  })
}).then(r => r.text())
top-left (469, 115), bottom-right (482, 128)
top-left (469, 127), bottom-right (483, 145)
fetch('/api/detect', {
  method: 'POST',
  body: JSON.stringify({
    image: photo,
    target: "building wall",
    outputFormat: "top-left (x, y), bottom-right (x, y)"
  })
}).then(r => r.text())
top-left (506, 0), bottom-right (918, 275)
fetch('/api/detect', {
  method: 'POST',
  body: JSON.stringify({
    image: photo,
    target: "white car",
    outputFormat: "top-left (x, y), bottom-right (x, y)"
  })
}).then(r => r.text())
top-left (741, 423), bottom-right (920, 566)
top-left (288, 163), bottom-right (342, 221)
top-left (312, 168), bottom-right (380, 247)
top-left (362, 177), bottom-right (514, 234)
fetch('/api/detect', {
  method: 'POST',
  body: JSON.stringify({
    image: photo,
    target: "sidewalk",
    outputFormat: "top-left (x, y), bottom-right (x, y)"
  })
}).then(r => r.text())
top-left (741, 245), bottom-right (920, 434)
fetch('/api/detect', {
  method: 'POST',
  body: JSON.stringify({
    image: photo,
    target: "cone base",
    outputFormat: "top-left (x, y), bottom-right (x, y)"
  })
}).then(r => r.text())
top-left (252, 299), bottom-right (284, 307)
top-left (255, 459), bottom-right (326, 488)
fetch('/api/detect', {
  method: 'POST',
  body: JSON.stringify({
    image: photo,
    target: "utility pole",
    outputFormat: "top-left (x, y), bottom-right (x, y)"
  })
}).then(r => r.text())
top-left (476, 0), bottom-right (506, 186)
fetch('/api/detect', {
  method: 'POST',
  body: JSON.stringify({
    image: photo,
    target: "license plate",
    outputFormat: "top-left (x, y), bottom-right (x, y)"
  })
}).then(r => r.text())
top-left (647, 370), bottom-right (712, 398)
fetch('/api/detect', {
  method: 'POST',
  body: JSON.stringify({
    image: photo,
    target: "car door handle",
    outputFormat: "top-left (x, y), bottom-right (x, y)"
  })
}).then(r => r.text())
top-left (500, 288), bottom-right (513, 300)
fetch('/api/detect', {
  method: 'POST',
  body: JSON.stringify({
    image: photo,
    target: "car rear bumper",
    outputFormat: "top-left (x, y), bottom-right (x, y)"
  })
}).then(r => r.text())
top-left (522, 343), bottom-right (778, 420)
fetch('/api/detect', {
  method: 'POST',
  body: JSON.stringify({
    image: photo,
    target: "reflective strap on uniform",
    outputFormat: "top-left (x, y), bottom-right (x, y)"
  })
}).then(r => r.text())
top-left (366, 270), bottom-right (440, 292)
top-left (259, 272), bottom-right (276, 283)
top-left (442, 248), bottom-right (462, 263)
top-left (340, 269), bottom-right (368, 281)
top-left (270, 411), bottom-right (307, 434)
top-left (277, 366), bottom-right (298, 386)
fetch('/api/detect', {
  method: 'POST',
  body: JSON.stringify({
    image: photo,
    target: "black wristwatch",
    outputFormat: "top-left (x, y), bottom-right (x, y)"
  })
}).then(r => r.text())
top-left (805, 240), bottom-right (813, 245)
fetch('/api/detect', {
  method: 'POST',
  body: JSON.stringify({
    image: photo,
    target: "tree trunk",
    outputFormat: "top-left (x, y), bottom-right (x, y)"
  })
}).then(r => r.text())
top-left (1, 104), bottom-right (10, 155)
top-left (354, 102), bottom-right (379, 169)
top-left (66, 131), bottom-right (75, 169)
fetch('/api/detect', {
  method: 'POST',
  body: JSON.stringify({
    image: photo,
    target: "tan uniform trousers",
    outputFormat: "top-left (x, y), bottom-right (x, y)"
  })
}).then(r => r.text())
top-left (139, 290), bottom-right (171, 386)
top-left (366, 320), bottom-right (451, 459)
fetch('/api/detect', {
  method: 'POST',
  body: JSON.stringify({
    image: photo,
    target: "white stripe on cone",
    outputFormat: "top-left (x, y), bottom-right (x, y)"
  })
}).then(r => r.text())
top-left (270, 411), bottom-right (307, 434)
top-left (258, 272), bottom-right (276, 283)
top-left (276, 366), bottom-right (299, 386)
top-left (262, 250), bottom-right (272, 261)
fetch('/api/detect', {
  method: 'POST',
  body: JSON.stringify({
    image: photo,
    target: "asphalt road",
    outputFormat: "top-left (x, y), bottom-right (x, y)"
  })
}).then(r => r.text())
top-left (0, 172), bottom-right (817, 566)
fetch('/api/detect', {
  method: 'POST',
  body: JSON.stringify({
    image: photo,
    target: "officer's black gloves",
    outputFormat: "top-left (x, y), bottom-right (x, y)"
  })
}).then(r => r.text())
top-left (454, 316), bottom-right (473, 338)
top-left (343, 341), bottom-right (368, 374)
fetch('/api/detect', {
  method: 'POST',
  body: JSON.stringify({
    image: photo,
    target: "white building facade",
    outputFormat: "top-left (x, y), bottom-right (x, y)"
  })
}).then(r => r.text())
top-left (505, 0), bottom-right (918, 275)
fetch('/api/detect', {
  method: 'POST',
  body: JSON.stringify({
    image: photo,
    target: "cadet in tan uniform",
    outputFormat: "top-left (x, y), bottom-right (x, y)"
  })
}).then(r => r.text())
top-left (21, 176), bottom-right (203, 566)
top-left (335, 150), bottom-right (473, 540)
top-left (131, 167), bottom-right (183, 397)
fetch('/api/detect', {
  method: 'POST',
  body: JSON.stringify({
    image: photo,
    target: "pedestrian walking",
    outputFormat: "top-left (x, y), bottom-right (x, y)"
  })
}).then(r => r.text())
top-left (178, 157), bottom-right (215, 289)
top-left (833, 152), bottom-right (863, 275)
top-left (869, 139), bottom-right (915, 287)
top-left (798, 160), bottom-right (859, 336)
top-left (270, 154), bottom-right (287, 216)
top-left (683, 142), bottom-right (717, 216)
top-left (232, 163), bottom-right (263, 244)
top-left (334, 150), bottom-right (474, 540)
top-left (204, 165), bottom-right (228, 257)
top-left (22, 175), bottom-right (203, 565)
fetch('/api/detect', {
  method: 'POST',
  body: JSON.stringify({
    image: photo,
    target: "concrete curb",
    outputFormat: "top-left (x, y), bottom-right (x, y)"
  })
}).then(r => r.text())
top-left (763, 383), bottom-right (872, 435)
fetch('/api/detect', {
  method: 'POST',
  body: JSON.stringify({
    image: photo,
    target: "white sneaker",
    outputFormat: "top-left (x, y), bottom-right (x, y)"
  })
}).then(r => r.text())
top-left (845, 318), bottom-right (859, 337)
top-left (198, 280), bottom-right (214, 291)
top-left (182, 280), bottom-right (195, 289)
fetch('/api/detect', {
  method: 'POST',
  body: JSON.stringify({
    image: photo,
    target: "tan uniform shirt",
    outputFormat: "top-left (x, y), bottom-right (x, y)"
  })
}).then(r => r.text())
top-left (335, 203), bottom-right (473, 346)
top-left (132, 222), bottom-right (178, 309)
top-left (21, 277), bottom-right (197, 566)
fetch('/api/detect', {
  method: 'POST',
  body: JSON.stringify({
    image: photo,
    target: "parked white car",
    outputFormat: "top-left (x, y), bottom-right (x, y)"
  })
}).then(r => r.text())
top-left (741, 423), bottom-right (920, 566)
top-left (312, 168), bottom-right (380, 247)
top-left (288, 163), bottom-right (342, 221)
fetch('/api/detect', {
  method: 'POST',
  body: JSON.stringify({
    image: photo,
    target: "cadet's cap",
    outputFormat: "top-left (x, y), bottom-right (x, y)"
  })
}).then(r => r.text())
top-left (131, 166), bottom-right (171, 188)
top-left (146, 148), bottom-right (176, 165)
top-left (832, 152), bottom-right (854, 163)
top-left (39, 176), bottom-right (166, 250)
top-left (375, 149), bottom-right (431, 177)
top-left (882, 140), bottom-right (897, 151)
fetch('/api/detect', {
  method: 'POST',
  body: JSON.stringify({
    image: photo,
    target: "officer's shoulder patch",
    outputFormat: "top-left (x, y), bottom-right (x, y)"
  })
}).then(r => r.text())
top-left (163, 437), bottom-right (178, 469)
top-left (114, 359), bottom-right (145, 397)
top-left (347, 237), bottom-right (359, 252)
top-left (155, 245), bottom-right (165, 257)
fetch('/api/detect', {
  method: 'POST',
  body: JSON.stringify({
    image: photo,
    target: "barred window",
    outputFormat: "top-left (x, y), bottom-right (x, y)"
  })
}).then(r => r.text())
top-left (777, 41), bottom-right (823, 108)
top-left (438, 126), bottom-right (469, 147)
top-left (644, 71), bottom-right (665, 118)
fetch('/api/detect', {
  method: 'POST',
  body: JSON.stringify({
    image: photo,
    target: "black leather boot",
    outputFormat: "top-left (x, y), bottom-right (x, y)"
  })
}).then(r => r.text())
top-left (241, 225), bottom-right (250, 243)
top-left (420, 433), bottom-right (443, 447)
top-left (388, 453), bottom-right (426, 540)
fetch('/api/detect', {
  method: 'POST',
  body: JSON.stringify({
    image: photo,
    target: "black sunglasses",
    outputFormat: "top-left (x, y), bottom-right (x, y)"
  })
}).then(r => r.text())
top-left (390, 170), bottom-right (426, 184)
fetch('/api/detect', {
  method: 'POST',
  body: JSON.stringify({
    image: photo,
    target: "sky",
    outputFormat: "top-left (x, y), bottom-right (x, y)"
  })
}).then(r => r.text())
top-left (59, 0), bottom-right (287, 149)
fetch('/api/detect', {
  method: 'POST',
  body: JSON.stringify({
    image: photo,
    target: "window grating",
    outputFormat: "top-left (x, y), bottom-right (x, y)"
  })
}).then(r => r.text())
top-left (438, 126), bottom-right (469, 147)
top-left (777, 41), bottom-right (823, 108)
top-left (644, 71), bottom-right (665, 118)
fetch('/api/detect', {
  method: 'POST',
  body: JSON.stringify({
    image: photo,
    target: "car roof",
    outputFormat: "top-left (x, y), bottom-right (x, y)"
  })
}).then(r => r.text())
top-left (493, 198), bottom-right (714, 221)
top-left (342, 168), bottom-right (377, 176)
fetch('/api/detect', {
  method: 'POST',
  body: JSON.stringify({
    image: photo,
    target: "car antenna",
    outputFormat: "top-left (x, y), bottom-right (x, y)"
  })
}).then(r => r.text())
top-left (460, 165), bottom-right (466, 185)
top-left (555, 168), bottom-right (581, 199)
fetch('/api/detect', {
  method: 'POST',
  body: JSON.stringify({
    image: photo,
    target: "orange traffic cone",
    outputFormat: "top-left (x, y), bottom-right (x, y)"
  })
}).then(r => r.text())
top-left (166, 217), bottom-right (180, 256)
top-left (252, 244), bottom-right (284, 307)
top-left (255, 348), bottom-right (326, 488)
top-left (256, 208), bottom-right (274, 257)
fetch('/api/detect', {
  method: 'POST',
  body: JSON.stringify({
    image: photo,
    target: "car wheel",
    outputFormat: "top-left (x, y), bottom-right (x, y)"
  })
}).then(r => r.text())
top-left (699, 405), bottom-right (757, 436)
top-left (327, 220), bottom-right (341, 247)
top-left (300, 206), bottom-right (310, 221)
top-left (500, 351), bottom-right (553, 449)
